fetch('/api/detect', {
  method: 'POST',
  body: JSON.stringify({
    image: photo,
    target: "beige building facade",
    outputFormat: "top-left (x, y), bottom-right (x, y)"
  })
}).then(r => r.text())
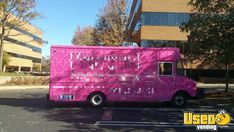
top-left (3, 21), bottom-right (43, 72)
top-left (125, 0), bottom-right (234, 79)
top-left (126, 0), bottom-right (191, 47)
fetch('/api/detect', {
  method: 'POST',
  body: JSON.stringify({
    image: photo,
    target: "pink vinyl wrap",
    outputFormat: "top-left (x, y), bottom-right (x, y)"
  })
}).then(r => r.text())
top-left (49, 45), bottom-right (196, 102)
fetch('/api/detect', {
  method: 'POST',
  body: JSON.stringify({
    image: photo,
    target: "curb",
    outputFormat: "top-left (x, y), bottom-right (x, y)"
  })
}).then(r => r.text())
top-left (197, 83), bottom-right (234, 89)
top-left (0, 85), bottom-right (49, 91)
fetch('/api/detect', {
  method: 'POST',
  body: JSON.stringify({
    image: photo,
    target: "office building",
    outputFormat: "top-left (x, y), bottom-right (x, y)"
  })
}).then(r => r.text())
top-left (3, 19), bottom-right (43, 72)
top-left (126, 0), bottom-right (191, 48)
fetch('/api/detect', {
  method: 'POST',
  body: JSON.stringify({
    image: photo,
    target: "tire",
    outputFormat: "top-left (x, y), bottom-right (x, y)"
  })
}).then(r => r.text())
top-left (89, 93), bottom-right (106, 107)
top-left (171, 93), bottom-right (188, 107)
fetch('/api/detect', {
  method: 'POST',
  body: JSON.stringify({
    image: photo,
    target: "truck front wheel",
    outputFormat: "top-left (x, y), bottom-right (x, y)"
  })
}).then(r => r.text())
top-left (171, 93), bottom-right (188, 107)
top-left (89, 93), bottom-right (106, 107)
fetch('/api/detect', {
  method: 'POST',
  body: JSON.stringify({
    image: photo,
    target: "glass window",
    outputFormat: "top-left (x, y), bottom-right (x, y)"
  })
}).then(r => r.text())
top-left (143, 13), bottom-right (151, 25)
top-left (159, 62), bottom-right (173, 75)
top-left (177, 61), bottom-right (185, 76)
top-left (142, 12), bottom-right (191, 26)
top-left (7, 52), bottom-right (41, 63)
top-left (6, 22), bottom-right (42, 41)
top-left (5, 37), bottom-right (42, 53)
top-left (159, 13), bottom-right (168, 25)
top-left (127, 0), bottom-right (142, 30)
top-left (168, 13), bottom-right (176, 26)
top-left (134, 15), bottom-right (142, 32)
top-left (141, 40), bottom-right (185, 47)
top-left (177, 61), bottom-right (183, 69)
top-left (177, 13), bottom-right (185, 25)
top-left (184, 14), bottom-right (190, 23)
top-left (151, 13), bottom-right (159, 25)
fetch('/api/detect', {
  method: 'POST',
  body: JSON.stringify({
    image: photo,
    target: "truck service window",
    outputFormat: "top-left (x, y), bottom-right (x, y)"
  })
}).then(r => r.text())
top-left (159, 62), bottom-right (172, 75)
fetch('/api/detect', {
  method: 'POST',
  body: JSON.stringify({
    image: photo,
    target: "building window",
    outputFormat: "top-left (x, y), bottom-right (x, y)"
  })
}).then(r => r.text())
top-left (5, 37), bottom-right (42, 53)
top-left (7, 52), bottom-right (41, 63)
top-left (6, 22), bottom-right (42, 42)
top-left (159, 62), bottom-right (173, 76)
top-left (140, 40), bottom-right (188, 55)
top-left (127, 0), bottom-right (142, 30)
top-left (142, 12), bottom-right (191, 26)
top-left (133, 14), bottom-right (142, 33)
top-left (141, 40), bottom-right (185, 47)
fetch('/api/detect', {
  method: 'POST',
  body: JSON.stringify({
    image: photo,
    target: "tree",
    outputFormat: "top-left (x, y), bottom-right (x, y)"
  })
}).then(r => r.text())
top-left (41, 56), bottom-right (50, 72)
top-left (32, 63), bottom-right (40, 72)
top-left (2, 51), bottom-right (10, 71)
top-left (72, 25), bottom-right (96, 46)
top-left (180, 0), bottom-right (234, 91)
top-left (94, 0), bottom-right (128, 46)
top-left (0, 0), bottom-right (39, 72)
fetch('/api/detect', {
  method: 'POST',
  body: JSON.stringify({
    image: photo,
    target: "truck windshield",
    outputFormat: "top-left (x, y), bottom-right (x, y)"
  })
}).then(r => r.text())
top-left (177, 60), bottom-right (185, 76)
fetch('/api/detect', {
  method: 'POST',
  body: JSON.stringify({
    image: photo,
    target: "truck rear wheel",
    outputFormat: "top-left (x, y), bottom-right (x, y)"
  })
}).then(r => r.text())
top-left (89, 93), bottom-right (106, 107)
top-left (172, 93), bottom-right (187, 107)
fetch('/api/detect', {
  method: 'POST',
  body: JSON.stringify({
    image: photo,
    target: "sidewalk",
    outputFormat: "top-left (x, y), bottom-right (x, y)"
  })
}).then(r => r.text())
top-left (0, 83), bottom-right (234, 91)
top-left (197, 83), bottom-right (234, 89)
top-left (0, 85), bottom-right (49, 90)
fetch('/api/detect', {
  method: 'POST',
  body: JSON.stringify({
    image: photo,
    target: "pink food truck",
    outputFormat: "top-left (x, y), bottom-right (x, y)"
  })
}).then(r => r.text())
top-left (48, 45), bottom-right (197, 107)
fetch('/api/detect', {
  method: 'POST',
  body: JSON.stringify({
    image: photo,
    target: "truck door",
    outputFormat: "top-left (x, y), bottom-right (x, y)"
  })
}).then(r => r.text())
top-left (156, 62), bottom-right (175, 101)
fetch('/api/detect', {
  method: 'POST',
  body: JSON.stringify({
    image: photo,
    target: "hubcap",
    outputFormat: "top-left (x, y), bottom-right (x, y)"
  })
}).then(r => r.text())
top-left (174, 96), bottom-right (184, 106)
top-left (91, 95), bottom-right (103, 105)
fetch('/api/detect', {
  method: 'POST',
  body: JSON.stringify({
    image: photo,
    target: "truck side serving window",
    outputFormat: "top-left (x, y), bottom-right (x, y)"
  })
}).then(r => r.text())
top-left (159, 62), bottom-right (173, 75)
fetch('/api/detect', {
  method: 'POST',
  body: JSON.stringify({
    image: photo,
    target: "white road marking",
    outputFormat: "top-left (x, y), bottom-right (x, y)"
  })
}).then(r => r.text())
top-left (97, 121), bottom-right (182, 125)
top-left (103, 107), bottom-right (218, 112)
top-left (95, 121), bottom-right (188, 127)
top-left (95, 121), bottom-right (234, 128)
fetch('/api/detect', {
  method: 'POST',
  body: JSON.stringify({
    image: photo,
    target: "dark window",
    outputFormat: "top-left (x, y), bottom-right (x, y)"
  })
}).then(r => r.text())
top-left (141, 40), bottom-right (185, 47)
top-left (152, 13), bottom-right (159, 25)
top-left (7, 52), bottom-right (41, 63)
top-left (168, 13), bottom-right (176, 26)
top-left (143, 12), bottom-right (151, 25)
top-left (6, 22), bottom-right (42, 41)
top-left (5, 37), bottom-right (42, 53)
top-left (159, 62), bottom-right (173, 75)
top-left (142, 12), bottom-right (190, 26)
top-left (159, 13), bottom-right (168, 25)
top-left (177, 13), bottom-right (185, 25)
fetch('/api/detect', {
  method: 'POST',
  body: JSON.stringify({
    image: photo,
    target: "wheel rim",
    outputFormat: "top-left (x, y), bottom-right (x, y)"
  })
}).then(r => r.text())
top-left (174, 95), bottom-right (184, 106)
top-left (91, 95), bottom-right (103, 106)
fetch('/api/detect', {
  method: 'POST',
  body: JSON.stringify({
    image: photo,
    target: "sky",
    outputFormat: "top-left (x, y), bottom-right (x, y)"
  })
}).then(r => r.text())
top-left (32, 0), bottom-right (106, 57)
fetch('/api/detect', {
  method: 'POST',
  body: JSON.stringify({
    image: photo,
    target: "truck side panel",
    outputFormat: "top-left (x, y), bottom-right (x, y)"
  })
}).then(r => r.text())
top-left (49, 46), bottom-right (181, 102)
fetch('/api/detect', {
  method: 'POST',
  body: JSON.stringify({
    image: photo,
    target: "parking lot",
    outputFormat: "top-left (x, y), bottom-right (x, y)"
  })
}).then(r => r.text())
top-left (0, 88), bottom-right (233, 132)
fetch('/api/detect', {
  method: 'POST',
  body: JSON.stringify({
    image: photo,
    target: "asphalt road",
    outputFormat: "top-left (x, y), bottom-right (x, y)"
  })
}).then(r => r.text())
top-left (0, 89), bottom-right (233, 132)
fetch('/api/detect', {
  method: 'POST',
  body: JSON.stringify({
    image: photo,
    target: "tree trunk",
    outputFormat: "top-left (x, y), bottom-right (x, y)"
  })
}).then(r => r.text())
top-left (0, 22), bottom-right (6, 73)
top-left (224, 41), bottom-right (229, 92)
top-left (225, 63), bottom-right (229, 92)
top-left (0, 39), bottom-right (3, 72)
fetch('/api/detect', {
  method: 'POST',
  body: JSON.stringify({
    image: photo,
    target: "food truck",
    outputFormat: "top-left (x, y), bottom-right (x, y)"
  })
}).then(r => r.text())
top-left (48, 45), bottom-right (197, 107)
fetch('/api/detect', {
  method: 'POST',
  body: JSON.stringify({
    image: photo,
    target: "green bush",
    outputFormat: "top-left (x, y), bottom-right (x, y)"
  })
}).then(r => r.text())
top-left (32, 64), bottom-right (41, 72)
